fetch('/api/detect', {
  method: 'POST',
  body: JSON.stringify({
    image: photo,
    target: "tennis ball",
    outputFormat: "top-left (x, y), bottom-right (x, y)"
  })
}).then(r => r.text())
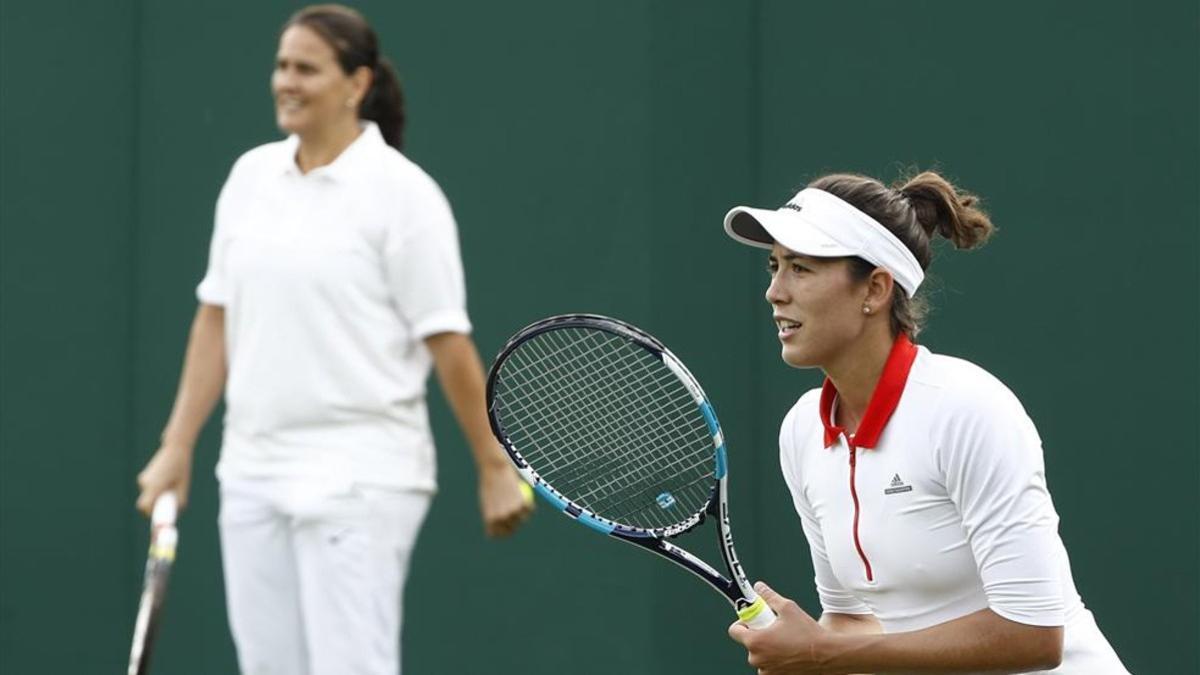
top-left (519, 480), bottom-right (535, 505)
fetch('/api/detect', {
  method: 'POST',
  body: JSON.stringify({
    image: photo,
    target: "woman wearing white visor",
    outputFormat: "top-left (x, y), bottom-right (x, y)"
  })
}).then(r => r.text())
top-left (725, 171), bottom-right (1127, 674)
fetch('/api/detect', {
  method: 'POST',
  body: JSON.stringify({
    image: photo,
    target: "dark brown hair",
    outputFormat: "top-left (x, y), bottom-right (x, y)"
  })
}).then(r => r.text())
top-left (285, 4), bottom-right (406, 150)
top-left (808, 170), bottom-right (996, 338)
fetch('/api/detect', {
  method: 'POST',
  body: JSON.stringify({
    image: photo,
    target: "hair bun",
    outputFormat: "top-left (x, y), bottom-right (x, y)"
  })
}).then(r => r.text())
top-left (897, 172), bottom-right (994, 250)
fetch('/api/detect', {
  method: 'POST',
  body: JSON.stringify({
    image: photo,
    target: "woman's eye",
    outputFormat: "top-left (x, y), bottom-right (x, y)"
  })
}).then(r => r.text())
top-left (791, 263), bottom-right (807, 274)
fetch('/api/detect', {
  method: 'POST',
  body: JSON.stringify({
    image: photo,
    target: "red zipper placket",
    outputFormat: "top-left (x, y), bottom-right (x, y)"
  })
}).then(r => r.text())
top-left (847, 436), bottom-right (874, 582)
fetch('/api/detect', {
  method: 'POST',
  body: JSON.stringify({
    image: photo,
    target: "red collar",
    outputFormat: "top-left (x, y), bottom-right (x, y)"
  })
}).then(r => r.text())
top-left (819, 334), bottom-right (919, 449)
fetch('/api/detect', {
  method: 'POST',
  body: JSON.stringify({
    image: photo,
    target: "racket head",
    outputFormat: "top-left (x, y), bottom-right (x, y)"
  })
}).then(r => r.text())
top-left (486, 314), bottom-right (726, 539)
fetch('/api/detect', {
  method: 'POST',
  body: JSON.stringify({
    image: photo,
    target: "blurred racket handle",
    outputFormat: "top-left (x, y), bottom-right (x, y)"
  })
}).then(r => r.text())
top-left (151, 490), bottom-right (177, 527)
top-left (128, 490), bottom-right (179, 675)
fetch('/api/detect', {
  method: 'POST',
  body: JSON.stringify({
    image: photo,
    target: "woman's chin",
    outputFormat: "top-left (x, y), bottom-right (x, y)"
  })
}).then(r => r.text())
top-left (275, 113), bottom-right (305, 135)
top-left (780, 347), bottom-right (817, 370)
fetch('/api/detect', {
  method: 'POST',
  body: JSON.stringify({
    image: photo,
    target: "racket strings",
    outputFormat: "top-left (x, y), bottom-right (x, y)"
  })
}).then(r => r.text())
top-left (503, 330), bottom-right (691, 465)
top-left (502, 334), bottom-right (695, 494)
top-left (501, 364), bottom-right (710, 530)
top-left (506, 330), bottom-right (710, 493)
top-left (510, 332), bottom-right (710, 496)
top-left (494, 327), bottom-right (716, 530)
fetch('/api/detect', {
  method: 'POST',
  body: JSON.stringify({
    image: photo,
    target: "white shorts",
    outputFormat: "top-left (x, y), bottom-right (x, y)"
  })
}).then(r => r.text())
top-left (218, 476), bottom-right (431, 675)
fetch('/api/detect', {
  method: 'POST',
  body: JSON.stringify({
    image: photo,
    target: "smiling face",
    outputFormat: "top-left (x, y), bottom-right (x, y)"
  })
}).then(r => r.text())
top-left (271, 24), bottom-right (364, 139)
top-left (765, 243), bottom-right (877, 369)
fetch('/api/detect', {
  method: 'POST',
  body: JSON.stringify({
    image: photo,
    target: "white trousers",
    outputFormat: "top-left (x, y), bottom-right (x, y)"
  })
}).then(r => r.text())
top-left (218, 476), bottom-right (431, 675)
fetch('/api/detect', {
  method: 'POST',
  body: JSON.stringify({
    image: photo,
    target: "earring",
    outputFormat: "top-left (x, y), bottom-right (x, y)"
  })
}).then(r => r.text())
top-left (862, 306), bottom-right (871, 314)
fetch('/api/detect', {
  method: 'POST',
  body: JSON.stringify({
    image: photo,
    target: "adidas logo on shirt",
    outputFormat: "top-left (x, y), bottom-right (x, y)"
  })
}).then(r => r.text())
top-left (884, 473), bottom-right (913, 495)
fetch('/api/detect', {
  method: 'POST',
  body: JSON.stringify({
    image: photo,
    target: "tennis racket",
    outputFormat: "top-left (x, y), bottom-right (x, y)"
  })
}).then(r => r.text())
top-left (127, 491), bottom-right (178, 675)
top-left (486, 314), bottom-right (775, 629)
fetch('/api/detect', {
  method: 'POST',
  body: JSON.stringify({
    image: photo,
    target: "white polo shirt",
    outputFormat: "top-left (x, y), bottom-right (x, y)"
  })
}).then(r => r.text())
top-left (781, 335), bottom-right (1127, 672)
top-left (197, 122), bottom-right (471, 492)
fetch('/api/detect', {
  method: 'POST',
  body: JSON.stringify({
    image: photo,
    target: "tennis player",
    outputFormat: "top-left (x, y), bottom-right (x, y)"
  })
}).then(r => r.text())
top-left (134, 5), bottom-right (531, 674)
top-left (724, 172), bottom-right (1128, 673)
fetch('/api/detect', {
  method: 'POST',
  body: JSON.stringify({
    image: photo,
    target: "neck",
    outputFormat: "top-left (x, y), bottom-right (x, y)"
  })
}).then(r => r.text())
top-left (824, 325), bottom-right (896, 429)
top-left (295, 117), bottom-right (362, 173)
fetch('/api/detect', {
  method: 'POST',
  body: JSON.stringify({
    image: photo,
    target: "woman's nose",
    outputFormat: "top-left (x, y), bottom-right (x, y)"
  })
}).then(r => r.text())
top-left (765, 274), bottom-right (785, 305)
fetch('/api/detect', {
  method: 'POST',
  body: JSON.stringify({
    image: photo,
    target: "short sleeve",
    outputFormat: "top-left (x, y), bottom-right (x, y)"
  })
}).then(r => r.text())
top-left (384, 174), bottom-right (472, 340)
top-left (940, 386), bottom-right (1066, 627)
top-left (195, 160), bottom-right (241, 306)
top-left (779, 403), bottom-right (873, 616)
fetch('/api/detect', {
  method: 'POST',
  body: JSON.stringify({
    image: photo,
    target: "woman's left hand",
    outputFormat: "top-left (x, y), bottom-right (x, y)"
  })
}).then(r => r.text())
top-left (477, 459), bottom-right (534, 538)
top-left (728, 582), bottom-right (834, 675)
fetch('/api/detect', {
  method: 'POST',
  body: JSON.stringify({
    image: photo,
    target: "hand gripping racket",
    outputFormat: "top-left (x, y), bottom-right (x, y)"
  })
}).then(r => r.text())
top-left (128, 491), bottom-right (178, 675)
top-left (486, 314), bottom-right (776, 629)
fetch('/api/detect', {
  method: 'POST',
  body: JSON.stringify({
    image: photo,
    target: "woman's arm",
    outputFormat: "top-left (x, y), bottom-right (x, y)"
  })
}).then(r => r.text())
top-left (425, 331), bottom-right (532, 538)
top-left (136, 304), bottom-right (227, 514)
top-left (819, 614), bottom-right (882, 675)
top-left (729, 583), bottom-right (1062, 674)
top-left (820, 612), bottom-right (882, 636)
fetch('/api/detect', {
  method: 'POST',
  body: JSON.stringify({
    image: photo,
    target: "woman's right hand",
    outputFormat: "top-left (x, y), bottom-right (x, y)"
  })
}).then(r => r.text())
top-left (136, 444), bottom-right (194, 516)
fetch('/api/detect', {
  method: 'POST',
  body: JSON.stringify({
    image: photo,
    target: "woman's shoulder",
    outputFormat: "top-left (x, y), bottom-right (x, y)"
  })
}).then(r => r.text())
top-left (368, 147), bottom-right (449, 200)
top-left (912, 347), bottom-right (1029, 422)
top-left (780, 387), bottom-right (823, 444)
top-left (226, 138), bottom-right (294, 178)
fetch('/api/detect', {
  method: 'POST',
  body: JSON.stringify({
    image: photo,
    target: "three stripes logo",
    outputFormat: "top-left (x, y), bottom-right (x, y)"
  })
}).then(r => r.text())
top-left (884, 473), bottom-right (912, 495)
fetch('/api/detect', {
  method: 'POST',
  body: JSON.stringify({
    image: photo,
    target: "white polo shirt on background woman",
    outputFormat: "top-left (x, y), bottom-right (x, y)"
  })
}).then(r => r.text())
top-left (197, 121), bottom-right (467, 673)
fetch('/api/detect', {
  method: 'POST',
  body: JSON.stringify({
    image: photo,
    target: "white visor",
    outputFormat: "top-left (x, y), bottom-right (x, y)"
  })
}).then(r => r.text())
top-left (723, 188), bottom-right (925, 297)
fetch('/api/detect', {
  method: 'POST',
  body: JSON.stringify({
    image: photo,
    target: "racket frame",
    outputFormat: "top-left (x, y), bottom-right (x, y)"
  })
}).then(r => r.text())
top-left (486, 314), bottom-right (773, 627)
top-left (128, 491), bottom-right (178, 675)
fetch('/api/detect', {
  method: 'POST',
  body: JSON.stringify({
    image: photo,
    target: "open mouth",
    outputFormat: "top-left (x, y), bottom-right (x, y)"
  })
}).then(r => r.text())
top-left (775, 318), bottom-right (801, 338)
top-left (278, 96), bottom-right (304, 113)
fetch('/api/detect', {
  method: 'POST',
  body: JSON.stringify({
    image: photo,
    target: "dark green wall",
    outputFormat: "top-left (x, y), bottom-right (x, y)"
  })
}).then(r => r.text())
top-left (1, 1), bottom-right (1195, 673)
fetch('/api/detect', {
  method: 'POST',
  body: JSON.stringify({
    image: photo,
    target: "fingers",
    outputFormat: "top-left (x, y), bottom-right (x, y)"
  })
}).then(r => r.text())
top-left (136, 488), bottom-right (158, 517)
top-left (754, 581), bottom-right (794, 615)
top-left (135, 446), bottom-right (193, 517)
top-left (136, 463), bottom-right (163, 516)
top-left (481, 471), bottom-right (535, 538)
top-left (485, 498), bottom-right (533, 538)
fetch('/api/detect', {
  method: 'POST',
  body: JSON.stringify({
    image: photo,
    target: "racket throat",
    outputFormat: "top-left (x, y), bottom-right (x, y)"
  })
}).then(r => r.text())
top-left (651, 538), bottom-right (747, 608)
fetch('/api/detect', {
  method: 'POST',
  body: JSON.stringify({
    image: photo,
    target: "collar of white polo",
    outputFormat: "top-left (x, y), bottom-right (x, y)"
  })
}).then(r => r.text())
top-left (280, 121), bottom-right (384, 181)
top-left (723, 188), bottom-right (925, 298)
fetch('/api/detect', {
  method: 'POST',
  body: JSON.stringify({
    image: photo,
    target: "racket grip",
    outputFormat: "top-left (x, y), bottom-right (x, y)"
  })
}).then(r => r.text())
top-left (737, 596), bottom-right (778, 629)
top-left (151, 491), bottom-right (178, 527)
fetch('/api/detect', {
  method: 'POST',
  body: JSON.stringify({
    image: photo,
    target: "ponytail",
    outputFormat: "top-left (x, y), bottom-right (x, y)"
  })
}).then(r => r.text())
top-left (897, 172), bottom-right (994, 250)
top-left (361, 58), bottom-right (405, 150)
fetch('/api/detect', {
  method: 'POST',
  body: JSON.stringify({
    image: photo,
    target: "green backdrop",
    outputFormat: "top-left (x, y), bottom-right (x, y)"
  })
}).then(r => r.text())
top-left (1, 1), bottom-right (1195, 673)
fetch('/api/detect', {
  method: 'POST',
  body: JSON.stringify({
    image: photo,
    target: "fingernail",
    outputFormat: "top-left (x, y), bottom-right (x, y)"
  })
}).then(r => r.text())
top-left (754, 581), bottom-right (769, 593)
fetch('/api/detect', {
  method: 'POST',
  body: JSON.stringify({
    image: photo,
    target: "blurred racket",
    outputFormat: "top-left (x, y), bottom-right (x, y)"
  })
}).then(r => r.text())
top-left (127, 491), bottom-right (178, 675)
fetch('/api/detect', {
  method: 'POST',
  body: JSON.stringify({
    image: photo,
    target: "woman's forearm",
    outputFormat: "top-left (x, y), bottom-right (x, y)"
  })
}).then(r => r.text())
top-left (820, 613), bottom-right (883, 636)
top-left (160, 304), bottom-right (227, 450)
top-left (425, 332), bottom-right (509, 472)
top-left (822, 608), bottom-right (1062, 674)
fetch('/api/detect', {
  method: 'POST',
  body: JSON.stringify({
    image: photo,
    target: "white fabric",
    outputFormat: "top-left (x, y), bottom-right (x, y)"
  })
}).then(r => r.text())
top-left (724, 188), bottom-right (925, 297)
top-left (197, 122), bottom-right (471, 491)
top-left (219, 476), bottom-right (431, 675)
top-left (779, 347), bottom-right (1128, 673)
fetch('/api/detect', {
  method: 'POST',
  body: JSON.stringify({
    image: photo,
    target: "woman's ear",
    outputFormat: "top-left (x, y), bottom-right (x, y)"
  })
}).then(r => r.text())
top-left (351, 65), bottom-right (373, 102)
top-left (864, 267), bottom-right (895, 314)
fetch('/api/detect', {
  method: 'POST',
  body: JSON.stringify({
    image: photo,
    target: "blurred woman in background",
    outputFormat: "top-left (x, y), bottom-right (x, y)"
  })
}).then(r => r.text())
top-left (134, 5), bottom-right (531, 674)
